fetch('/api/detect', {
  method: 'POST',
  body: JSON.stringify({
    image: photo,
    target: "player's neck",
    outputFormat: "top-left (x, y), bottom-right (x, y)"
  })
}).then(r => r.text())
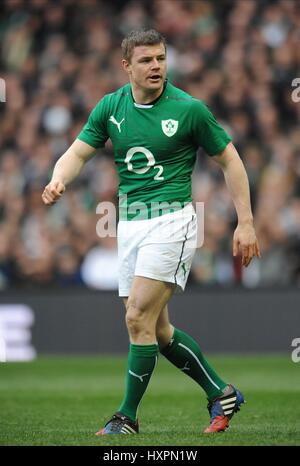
top-left (131, 83), bottom-right (165, 105)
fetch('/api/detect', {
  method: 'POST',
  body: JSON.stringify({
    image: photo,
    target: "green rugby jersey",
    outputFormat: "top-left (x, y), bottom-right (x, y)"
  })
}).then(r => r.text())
top-left (77, 80), bottom-right (231, 220)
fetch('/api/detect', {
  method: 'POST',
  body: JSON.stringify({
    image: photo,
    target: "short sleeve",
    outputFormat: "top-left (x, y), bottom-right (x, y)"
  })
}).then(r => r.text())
top-left (77, 97), bottom-right (109, 148)
top-left (191, 100), bottom-right (232, 156)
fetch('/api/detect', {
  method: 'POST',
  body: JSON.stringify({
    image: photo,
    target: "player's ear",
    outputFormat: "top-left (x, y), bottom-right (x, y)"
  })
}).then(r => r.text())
top-left (122, 59), bottom-right (131, 74)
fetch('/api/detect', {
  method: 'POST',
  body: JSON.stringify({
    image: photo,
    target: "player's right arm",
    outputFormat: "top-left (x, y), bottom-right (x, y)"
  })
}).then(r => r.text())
top-left (42, 95), bottom-right (109, 205)
top-left (42, 139), bottom-right (96, 205)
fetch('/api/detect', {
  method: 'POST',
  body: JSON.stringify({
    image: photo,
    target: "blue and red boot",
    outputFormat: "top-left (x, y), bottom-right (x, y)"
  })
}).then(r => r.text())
top-left (96, 412), bottom-right (139, 435)
top-left (204, 384), bottom-right (245, 433)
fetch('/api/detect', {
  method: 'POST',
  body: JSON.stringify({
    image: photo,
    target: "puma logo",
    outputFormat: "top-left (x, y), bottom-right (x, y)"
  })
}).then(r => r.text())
top-left (129, 370), bottom-right (149, 382)
top-left (109, 115), bottom-right (125, 133)
top-left (180, 362), bottom-right (190, 372)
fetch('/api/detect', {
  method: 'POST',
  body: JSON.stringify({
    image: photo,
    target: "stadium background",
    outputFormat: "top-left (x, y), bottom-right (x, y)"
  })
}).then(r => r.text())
top-left (0, 0), bottom-right (300, 447)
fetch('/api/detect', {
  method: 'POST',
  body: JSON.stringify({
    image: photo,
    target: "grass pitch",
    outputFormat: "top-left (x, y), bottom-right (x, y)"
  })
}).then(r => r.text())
top-left (1, 354), bottom-right (300, 446)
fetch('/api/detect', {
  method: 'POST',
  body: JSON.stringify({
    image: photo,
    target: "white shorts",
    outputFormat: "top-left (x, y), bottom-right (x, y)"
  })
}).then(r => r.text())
top-left (118, 203), bottom-right (197, 297)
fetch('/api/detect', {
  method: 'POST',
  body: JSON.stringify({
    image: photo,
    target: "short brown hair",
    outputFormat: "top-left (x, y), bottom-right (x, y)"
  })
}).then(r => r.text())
top-left (121, 29), bottom-right (166, 62)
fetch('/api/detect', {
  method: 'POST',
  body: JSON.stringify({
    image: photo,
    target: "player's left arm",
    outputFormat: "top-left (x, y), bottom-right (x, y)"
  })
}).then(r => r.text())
top-left (212, 141), bottom-right (261, 267)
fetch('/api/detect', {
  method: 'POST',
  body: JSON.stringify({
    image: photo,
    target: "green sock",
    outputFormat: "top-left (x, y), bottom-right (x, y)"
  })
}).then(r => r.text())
top-left (160, 328), bottom-right (227, 400)
top-left (118, 343), bottom-right (158, 422)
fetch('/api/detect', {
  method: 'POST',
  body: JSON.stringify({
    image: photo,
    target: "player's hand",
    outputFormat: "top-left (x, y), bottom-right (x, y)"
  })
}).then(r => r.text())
top-left (42, 180), bottom-right (66, 205)
top-left (233, 222), bottom-right (261, 267)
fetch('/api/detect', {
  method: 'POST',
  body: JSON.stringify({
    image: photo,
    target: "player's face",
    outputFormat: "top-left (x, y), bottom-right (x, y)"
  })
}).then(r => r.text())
top-left (123, 43), bottom-right (167, 93)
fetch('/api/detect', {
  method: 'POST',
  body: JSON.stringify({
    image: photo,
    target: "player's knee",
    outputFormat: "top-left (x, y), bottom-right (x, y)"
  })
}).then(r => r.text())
top-left (125, 302), bottom-right (152, 339)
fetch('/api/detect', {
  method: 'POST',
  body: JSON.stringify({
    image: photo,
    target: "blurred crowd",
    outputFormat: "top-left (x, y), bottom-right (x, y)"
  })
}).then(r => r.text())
top-left (0, 0), bottom-right (300, 290)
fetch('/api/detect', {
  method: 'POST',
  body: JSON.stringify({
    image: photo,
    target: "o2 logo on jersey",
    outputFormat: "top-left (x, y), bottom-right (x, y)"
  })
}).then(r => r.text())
top-left (124, 147), bottom-right (164, 180)
top-left (161, 119), bottom-right (178, 137)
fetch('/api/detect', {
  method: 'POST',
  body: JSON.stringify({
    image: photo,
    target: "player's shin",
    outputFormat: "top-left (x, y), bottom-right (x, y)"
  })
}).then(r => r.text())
top-left (118, 343), bottom-right (159, 421)
top-left (160, 328), bottom-right (227, 400)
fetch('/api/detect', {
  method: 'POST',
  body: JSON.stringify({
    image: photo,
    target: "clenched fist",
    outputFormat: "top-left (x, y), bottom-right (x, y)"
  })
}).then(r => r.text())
top-left (42, 180), bottom-right (66, 205)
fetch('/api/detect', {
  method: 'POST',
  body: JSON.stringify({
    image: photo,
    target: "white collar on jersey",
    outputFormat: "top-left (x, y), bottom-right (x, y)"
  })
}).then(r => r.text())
top-left (133, 102), bottom-right (153, 108)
